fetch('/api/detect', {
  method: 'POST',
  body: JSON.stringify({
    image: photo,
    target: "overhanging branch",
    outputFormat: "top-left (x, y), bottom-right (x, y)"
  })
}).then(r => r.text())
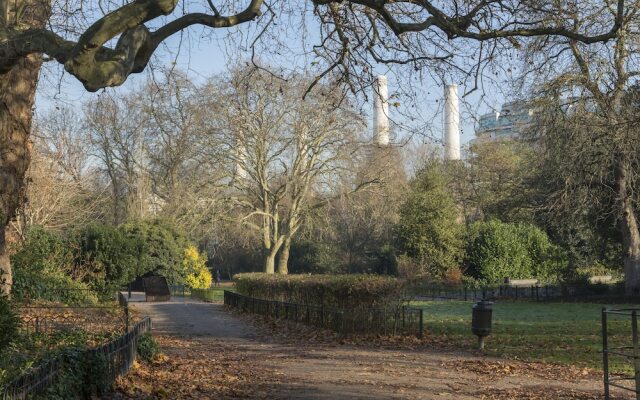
top-left (0, 0), bottom-right (627, 91)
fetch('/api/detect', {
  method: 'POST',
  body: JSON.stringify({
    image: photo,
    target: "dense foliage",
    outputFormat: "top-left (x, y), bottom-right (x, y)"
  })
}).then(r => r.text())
top-left (41, 347), bottom-right (111, 399)
top-left (234, 273), bottom-right (405, 309)
top-left (11, 227), bottom-right (98, 304)
top-left (395, 163), bottom-right (464, 279)
top-left (120, 219), bottom-right (189, 285)
top-left (0, 296), bottom-right (18, 352)
top-left (288, 240), bottom-right (341, 274)
top-left (464, 220), bottom-right (568, 285)
top-left (11, 220), bottom-right (205, 303)
top-left (77, 224), bottom-right (142, 289)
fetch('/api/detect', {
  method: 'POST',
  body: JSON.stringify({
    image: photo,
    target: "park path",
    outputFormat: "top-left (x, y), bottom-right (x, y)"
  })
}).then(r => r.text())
top-left (110, 294), bottom-right (628, 400)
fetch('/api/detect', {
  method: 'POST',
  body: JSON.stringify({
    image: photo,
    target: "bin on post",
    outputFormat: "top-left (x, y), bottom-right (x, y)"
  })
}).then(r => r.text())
top-left (471, 300), bottom-right (493, 350)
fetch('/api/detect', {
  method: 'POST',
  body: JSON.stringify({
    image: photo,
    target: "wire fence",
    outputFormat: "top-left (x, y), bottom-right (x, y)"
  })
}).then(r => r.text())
top-left (224, 290), bottom-right (424, 337)
top-left (410, 282), bottom-right (627, 302)
top-left (1, 317), bottom-right (152, 400)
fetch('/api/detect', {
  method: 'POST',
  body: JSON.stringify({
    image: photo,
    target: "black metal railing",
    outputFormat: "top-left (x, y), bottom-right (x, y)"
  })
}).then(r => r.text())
top-left (19, 305), bottom-right (129, 336)
top-left (411, 282), bottom-right (626, 302)
top-left (169, 284), bottom-right (188, 298)
top-left (224, 290), bottom-right (424, 337)
top-left (1, 317), bottom-right (152, 400)
top-left (18, 291), bottom-right (131, 337)
top-left (16, 287), bottom-right (119, 306)
top-left (602, 308), bottom-right (640, 399)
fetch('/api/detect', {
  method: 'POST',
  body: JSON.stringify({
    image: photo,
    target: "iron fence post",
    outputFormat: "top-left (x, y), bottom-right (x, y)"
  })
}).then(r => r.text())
top-left (418, 309), bottom-right (424, 338)
top-left (633, 310), bottom-right (640, 400)
top-left (464, 287), bottom-right (467, 301)
top-left (125, 304), bottom-right (129, 332)
top-left (602, 308), bottom-right (610, 400)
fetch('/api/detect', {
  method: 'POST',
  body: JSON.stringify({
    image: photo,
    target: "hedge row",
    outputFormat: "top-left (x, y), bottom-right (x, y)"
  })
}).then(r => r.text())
top-left (233, 273), bottom-right (405, 309)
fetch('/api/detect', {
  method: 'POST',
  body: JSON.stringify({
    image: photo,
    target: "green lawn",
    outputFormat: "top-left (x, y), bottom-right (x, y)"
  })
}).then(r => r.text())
top-left (189, 285), bottom-right (235, 303)
top-left (412, 300), bottom-right (636, 372)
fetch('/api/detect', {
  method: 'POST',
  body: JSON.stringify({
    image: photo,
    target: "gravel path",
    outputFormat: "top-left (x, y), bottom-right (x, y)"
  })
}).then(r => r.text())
top-left (109, 294), bottom-right (630, 400)
top-left (128, 293), bottom-right (255, 339)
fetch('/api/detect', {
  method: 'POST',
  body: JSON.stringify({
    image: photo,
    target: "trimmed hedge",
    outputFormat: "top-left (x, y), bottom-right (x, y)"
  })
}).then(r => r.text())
top-left (233, 273), bottom-right (405, 309)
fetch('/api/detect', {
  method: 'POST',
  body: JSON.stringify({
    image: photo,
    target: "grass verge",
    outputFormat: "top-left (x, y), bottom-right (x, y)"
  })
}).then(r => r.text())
top-left (413, 300), bottom-right (634, 373)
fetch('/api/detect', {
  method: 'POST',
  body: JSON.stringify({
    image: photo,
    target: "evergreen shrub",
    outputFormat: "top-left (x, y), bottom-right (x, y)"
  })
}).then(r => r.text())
top-left (465, 220), bottom-right (568, 285)
top-left (0, 296), bottom-right (18, 352)
top-left (11, 227), bottom-right (98, 304)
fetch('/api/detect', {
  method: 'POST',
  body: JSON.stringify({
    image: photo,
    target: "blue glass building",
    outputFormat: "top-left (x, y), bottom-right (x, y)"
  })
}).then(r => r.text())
top-left (473, 101), bottom-right (533, 143)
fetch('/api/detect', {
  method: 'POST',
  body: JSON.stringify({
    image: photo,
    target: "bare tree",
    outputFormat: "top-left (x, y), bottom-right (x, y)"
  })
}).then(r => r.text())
top-left (0, 0), bottom-right (629, 291)
top-left (143, 71), bottom-right (230, 237)
top-left (327, 146), bottom-right (407, 272)
top-left (206, 69), bottom-right (364, 273)
top-left (11, 107), bottom-right (107, 237)
top-left (85, 93), bottom-right (149, 224)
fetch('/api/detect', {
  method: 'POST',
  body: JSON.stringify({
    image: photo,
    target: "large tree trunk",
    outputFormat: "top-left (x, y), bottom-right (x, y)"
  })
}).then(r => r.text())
top-left (615, 160), bottom-right (640, 296)
top-left (277, 236), bottom-right (291, 274)
top-left (264, 248), bottom-right (277, 274)
top-left (621, 199), bottom-right (640, 296)
top-left (0, 54), bottom-right (42, 294)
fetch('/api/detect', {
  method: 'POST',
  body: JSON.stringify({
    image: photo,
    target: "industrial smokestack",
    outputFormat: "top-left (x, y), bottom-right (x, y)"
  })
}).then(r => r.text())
top-left (373, 75), bottom-right (390, 146)
top-left (444, 84), bottom-right (461, 161)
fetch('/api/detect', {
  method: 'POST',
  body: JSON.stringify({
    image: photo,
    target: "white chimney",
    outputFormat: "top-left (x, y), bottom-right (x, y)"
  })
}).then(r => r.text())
top-left (373, 75), bottom-right (390, 146)
top-left (444, 84), bottom-right (461, 161)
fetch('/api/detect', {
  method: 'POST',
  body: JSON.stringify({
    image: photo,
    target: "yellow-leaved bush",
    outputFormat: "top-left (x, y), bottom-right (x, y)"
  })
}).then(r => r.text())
top-left (183, 245), bottom-right (212, 289)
